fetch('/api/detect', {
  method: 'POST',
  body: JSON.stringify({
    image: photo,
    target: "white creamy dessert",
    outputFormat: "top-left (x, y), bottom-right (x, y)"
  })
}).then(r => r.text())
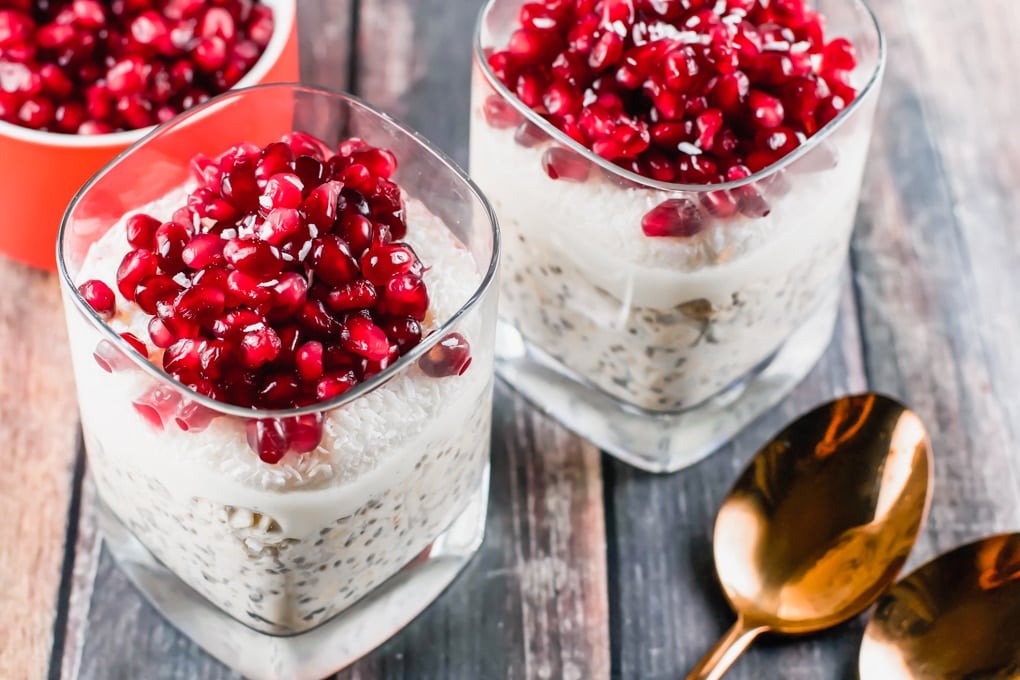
top-left (66, 192), bottom-right (492, 635)
top-left (470, 85), bottom-right (871, 412)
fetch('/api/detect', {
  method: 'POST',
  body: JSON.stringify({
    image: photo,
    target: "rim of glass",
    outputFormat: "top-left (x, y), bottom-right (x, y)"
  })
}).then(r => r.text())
top-left (0, 0), bottom-right (296, 148)
top-left (57, 83), bottom-right (502, 419)
top-left (473, 0), bottom-right (887, 192)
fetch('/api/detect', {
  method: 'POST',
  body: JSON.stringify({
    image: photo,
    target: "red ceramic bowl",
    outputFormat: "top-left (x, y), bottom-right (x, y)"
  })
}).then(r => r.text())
top-left (0, 0), bottom-right (299, 271)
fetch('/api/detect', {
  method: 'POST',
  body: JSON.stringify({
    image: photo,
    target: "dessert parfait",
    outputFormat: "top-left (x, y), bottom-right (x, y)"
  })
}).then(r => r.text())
top-left (58, 86), bottom-right (499, 679)
top-left (471, 0), bottom-right (884, 471)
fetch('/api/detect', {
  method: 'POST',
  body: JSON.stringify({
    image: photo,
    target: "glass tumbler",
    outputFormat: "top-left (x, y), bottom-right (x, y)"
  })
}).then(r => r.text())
top-left (58, 85), bottom-right (500, 680)
top-left (471, 0), bottom-right (885, 472)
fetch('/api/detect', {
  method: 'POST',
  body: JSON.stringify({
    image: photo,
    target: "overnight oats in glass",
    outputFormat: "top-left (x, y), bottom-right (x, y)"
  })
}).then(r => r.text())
top-left (58, 85), bottom-right (499, 680)
top-left (471, 0), bottom-right (884, 471)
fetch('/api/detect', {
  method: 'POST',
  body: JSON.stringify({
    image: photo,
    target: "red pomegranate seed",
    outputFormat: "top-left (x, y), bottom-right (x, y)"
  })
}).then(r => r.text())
top-left (174, 392), bottom-right (218, 433)
top-left (260, 174), bottom-right (303, 210)
top-left (822, 38), bottom-right (857, 73)
top-left (359, 244), bottom-right (422, 286)
top-left (133, 385), bottom-right (181, 431)
top-left (283, 413), bottom-right (324, 453)
top-left (310, 235), bottom-right (359, 287)
top-left (119, 332), bottom-right (148, 356)
top-left (78, 279), bottom-right (117, 318)
top-left (239, 324), bottom-right (281, 368)
top-left (220, 158), bottom-right (260, 212)
top-left (700, 190), bottom-right (738, 218)
top-left (147, 317), bottom-right (176, 348)
top-left (181, 233), bottom-right (226, 269)
top-left (193, 36), bottom-right (228, 71)
top-left (482, 95), bottom-right (522, 130)
top-left (224, 269), bottom-right (271, 308)
top-left (271, 272), bottom-right (308, 315)
top-left (298, 299), bottom-right (342, 338)
top-left (351, 148), bottom-right (397, 179)
top-left (302, 180), bottom-right (344, 231)
top-left (246, 418), bottom-right (288, 464)
top-left (134, 274), bottom-right (181, 315)
top-left (748, 90), bottom-right (785, 129)
top-left (316, 371), bottom-right (357, 401)
top-left (17, 96), bottom-right (54, 128)
top-left (210, 308), bottom-right (264, 339)
top-left (71, 0), bottom-right (107, 28)
top-left (382, 317), bottom-right (422, 352)
top-left (125, 213), bottom-right (160, 250)
top-left (295, 341), bottom-right (324, 381)
top-left (339, 214), bottom-right (374, 257)
top-left (154, 220), bottom-right (190, 272)
top-left (641, 199), bottom-right (705, 238)
top-left (342, 316), bottom-right (391, 361)
top-left (0, 10), bottom-right (33, 47)
top-left (176, 284), bottom-right (226, 324)
top-left (325, 279), bottom-right (377, 313)
top-left (256, 206), bottom-right (304, 246)
top-left (247, 4), bottom-right (274, 47)
top-left (223, 238), bottom-right (283, 277)
top-left (380, 273), bottom-right (429, 321)
top-left (542, 147), bottom-right (590, 182)
top-left (129, 11), bottom-right (171, 51)
top-left (106, 56), bottom-right (148, 95)
top-left (116, 249), bottom-right (158, 300)
top-left (419, 333), bottom-right (472, 378)
top-left (258, 373), bottom-right (301, 407)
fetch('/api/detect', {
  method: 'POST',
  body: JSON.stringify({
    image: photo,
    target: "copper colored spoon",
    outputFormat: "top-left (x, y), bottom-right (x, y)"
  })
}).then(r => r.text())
top-left (859, 532), bottom-right (1020, 679)
top-left (687, 394), bottom-right (933, 680)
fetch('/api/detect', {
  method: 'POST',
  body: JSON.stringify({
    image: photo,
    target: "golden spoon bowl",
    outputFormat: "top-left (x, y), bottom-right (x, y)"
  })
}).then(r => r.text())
top-left (688, 394), bottom-right (934, 680)
top-left (860, 532), bottom-right (1020, 679)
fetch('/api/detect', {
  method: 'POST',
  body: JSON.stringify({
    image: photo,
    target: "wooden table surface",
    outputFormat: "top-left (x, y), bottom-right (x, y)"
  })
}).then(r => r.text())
top-left (3, 1), bottom-right (1020, 679)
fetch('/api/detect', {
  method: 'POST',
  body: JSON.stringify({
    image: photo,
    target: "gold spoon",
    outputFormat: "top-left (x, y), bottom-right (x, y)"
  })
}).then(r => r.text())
top-left (687, 394), bottom-right (933, 680)
top-left (859, 532), bottom-right (1020, 679)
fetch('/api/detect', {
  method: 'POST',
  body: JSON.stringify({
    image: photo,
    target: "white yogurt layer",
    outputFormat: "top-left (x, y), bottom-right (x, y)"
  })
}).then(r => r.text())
top-left (470, 75), bottom-right (874, 411)
top-left (66, 190), bottom-right (493, 633)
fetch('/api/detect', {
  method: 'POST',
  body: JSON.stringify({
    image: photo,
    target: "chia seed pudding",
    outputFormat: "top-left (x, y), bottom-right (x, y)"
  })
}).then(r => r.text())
top-left (64, 134), bottom-right (494, 635)
top-left (471, 0), bottom-right (876, 413)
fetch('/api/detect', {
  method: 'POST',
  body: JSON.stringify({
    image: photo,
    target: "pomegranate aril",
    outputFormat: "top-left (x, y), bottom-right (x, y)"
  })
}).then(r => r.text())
top-left (419, 333), bottom-right (472, 378)
top-left (342, 315), bottom-right (391, 361)
top-left (223, 238), bottom-right (283, 277)
top-left (542, 147), bottom-right (590, 182)
top-left (246, 418), bottom-right (288, 464)
top-left (284, 413), bottom-right (324, 454)
top-left (316, 371), bottom-right (357, 401)
top-left (174, 393), bottom-right (218, 433)
top-left (133, 385), bottom-right (181, 431)
top-left (748, 90), bottom-right (785, 129)
top-left (17, 96), bottom-right (54, 128)
top-left (116, 249), bottom-right (158, 300)
top-left (298, 299), bottom-right (342, 338)
top-left (125, 213), bottom-right (160, 250)
top-left (260, 174), bottom-right (304, 211)
top-left (301, 180), bottom-right (344, 231)
top-left (239, 324), bottom-right (282, 368)
top-left (295, 341), bottom-right (324, 381)
top-left (181, 233), bottom-right (226, 269)
top-left (359, 243), bottom-right (422, 286)
top-left (194, 36), bottom-right (229, 71)
top-left (382, 316), bottom-right (422, 353)
top-left (380, 273), bottom-right (429, 321)
top-left (822, 38), bottom-right (857, 73)
top-left (641, 199), bottom-right (705, 238)
top-left (325, 279), bottom-right (377, 313)
top-left (211, 308), bottom-right (264, 339)
top-left (294, 155), bottom-right (326, 189)
top-left (271, 272), bottom-right (308, 316)
top-left (78, 279), bottom-right (116, 318)
top-left (220, 158), bottom-right (260, 212)
top-left (134, 274), bottom-right (181, 315)
top-left (306, 235), bottom-right (357, 287)
top-left (147, 317), bottom-right (176, 348)
top-left (154, 221), bottom-right (191, 274)
top-left (351, 148), bottom-right (397, 179)
top-left (258, 373), bottom-right (301, 407)
top-left (175, 284), bottom-right (227, 324)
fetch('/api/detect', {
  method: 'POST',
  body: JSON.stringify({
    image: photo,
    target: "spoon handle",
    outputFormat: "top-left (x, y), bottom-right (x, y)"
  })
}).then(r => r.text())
top-left (685, 616), bottom-right (767, 680)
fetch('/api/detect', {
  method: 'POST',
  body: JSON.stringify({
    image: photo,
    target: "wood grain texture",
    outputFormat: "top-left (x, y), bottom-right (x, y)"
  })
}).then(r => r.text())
top-left (346, 1), bottom-right (612, 677)
top-left (0, 262), bottom-right (81, 680)
top-left (607, 284), bottom-right (868, 680)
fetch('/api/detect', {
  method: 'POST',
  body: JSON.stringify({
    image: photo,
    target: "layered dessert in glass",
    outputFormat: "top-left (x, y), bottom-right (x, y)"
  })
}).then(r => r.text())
top-left (471, 0), bottom-right (885, 471)
top-left (58, 85), bottom-right (499, 680)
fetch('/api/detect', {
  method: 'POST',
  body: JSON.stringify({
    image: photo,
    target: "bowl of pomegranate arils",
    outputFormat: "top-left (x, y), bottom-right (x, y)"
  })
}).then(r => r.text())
top-left (471, 0), bottom-right (885, 472)
top-left (0, 0), bottom-right (297, 270)
top-left (57, 85), bottom-right (499, 680)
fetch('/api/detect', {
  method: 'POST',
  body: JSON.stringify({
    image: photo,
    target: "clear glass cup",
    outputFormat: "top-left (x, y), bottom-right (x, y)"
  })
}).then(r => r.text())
top-left (58, 84), bottom-right (500, 680)
top-left (470, 0), bottom-right (885, 472)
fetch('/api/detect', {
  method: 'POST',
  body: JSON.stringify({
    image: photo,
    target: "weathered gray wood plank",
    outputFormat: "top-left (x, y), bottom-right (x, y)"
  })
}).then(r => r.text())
top-left (607, 284), bottom-right (869, 680)
top-left (342, 1), bottom-right (611, 678)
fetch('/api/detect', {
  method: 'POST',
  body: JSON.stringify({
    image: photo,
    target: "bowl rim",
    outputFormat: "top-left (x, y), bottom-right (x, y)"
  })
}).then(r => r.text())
top-left (472, 0), bottom-right (887, 192)
top-left (56, 83), bottom-right (502, 420)
top-left (0, 0), bottom-right (297, 148)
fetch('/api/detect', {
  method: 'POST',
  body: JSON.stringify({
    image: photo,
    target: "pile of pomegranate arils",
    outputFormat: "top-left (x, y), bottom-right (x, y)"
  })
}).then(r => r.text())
top-left (0, 0), bottom-right (274, 133)
top-left (485, 0), bottom-right (860, 228)
top-left (78, 132), bottom-right (472, 463)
